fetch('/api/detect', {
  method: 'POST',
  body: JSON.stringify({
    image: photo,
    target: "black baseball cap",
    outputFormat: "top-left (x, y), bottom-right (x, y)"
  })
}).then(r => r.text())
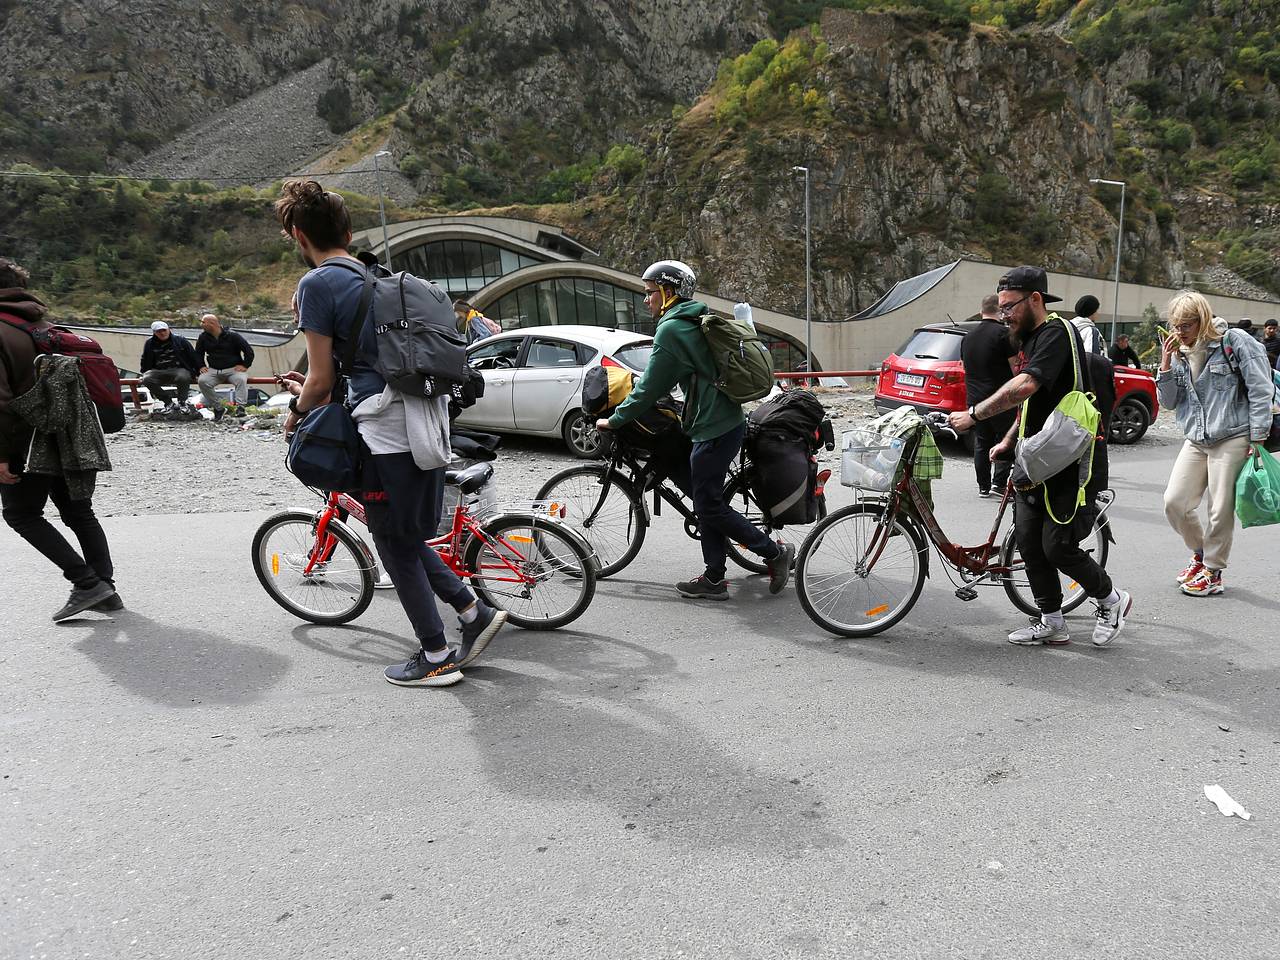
top-left (997, 265), bottom-right (1062, 304)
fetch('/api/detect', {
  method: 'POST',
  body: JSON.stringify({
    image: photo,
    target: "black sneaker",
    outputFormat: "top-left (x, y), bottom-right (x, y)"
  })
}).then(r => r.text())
top-left (233, 404), bottom-right (247, 418)
top-left (213, 404), bottom-right (226, 422)
top-left (977, 488), bottom-right (992, 499)
top-left (92, 591), bottom-right (124, 612)
top-left (384, 649), bottom-right (463, 687)
top-left (457, 603), bottom-right (508, 667)
top-left (52, 581), bottom-right (117, 623)
top-left (767, 542), bottom-right (796, 594)
top-left (676, 574), bottom-right (728, 600)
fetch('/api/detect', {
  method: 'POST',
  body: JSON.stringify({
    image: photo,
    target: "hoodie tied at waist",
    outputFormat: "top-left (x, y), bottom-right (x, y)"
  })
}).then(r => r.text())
top-left (10, 355), bottom-right (111, 500)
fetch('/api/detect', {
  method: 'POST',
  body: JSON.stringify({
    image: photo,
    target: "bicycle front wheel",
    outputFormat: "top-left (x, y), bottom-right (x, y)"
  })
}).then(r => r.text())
top-left (535, 465), bottom-right (645, 578)
top-left (251, 510), bottom-right (375, 625)
top-left (1000, 514), bottom-right (1110, 617)
top-left (795, 504), bottom-right (925, 637)
top-left (722, 474), bottom-right (828, 574)
top-left (464, 515), bottom-right (597, 630)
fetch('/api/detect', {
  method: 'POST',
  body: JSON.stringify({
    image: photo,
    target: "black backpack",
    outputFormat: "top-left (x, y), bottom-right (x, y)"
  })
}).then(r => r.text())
top-left (744, 389), bottom-right (834, 526)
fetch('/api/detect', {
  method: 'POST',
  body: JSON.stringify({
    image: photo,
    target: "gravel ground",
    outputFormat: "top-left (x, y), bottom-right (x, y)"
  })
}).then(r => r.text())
top-left (91, 387), bottom-right (1185, 518)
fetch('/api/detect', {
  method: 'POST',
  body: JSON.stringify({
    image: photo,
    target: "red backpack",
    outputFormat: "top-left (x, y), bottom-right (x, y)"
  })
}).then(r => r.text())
top-left (0, 313), bottom-right (125, 433)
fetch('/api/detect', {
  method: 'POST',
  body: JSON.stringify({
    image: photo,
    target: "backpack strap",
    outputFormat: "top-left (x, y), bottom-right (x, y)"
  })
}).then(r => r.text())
top-left (310, 258), bottom-right (376, 378)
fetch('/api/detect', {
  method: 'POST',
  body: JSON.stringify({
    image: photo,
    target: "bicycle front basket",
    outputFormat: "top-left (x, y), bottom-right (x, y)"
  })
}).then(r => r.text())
top-left (840, 428), bottom-right (905, 492)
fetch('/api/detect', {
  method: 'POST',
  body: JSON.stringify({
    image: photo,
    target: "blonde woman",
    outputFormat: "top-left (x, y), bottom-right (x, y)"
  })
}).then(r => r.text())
top-left (1157, 291), bottom-right (1274, 596)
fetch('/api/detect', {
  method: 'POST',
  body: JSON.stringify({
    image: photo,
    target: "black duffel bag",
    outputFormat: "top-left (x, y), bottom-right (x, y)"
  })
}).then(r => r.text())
top-left (286, 402), bottom-right (364, 492)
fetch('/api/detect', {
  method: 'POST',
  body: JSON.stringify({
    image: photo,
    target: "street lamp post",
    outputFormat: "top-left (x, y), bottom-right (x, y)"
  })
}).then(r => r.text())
top-left (1089, 177), bottom-right (1126, 345)
top-left (218, 277), bottom-right (241, 316)
top-left (373, 150), bottom-right (392, 266)
top-left (792, 165), bottom-right (812, 380)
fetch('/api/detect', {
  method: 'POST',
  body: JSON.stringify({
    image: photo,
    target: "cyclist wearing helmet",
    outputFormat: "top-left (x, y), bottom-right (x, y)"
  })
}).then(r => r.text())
top-left (595, 259), bottom-right (794, 600)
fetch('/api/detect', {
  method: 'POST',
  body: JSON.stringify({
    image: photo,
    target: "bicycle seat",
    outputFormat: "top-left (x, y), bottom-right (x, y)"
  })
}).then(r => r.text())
top-left (445, 462), bottom-right (494, 494)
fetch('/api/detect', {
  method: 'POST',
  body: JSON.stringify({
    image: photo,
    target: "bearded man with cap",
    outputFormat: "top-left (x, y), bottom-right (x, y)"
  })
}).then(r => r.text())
top-left (949, 265), bottom-right (1132, 649)
top-left (139, 320), bottom-right (199, 415)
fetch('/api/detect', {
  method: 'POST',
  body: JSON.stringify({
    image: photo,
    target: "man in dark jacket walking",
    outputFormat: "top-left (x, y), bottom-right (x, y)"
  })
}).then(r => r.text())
top-left (140, 320), bottom-right (199, 411)
top-left (960, 293), bottom-right (1017, 497)
top-left (195, 313), bottom-right (255, 418)
top-left (1108, 334), bottom-right (1141, 368)
top-left (0, 258), bottom-right (121, 621)
top-left (595, 259), bottom-right (794, 600)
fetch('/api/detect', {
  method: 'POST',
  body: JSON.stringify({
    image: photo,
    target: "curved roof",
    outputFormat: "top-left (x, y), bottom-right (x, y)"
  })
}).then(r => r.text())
top-left (852, 260), bottom-right (958, 320)
top-left (350, 215), bottom-right (596, 263)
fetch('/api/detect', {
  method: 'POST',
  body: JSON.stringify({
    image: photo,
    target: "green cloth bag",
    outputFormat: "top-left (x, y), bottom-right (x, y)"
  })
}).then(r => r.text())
top-left (1235, 446), bottom-right (1280, 528)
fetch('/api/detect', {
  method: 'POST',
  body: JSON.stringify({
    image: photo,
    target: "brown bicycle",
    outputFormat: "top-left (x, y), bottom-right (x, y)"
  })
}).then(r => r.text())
top-left (794, 414), bottom-right (1113, 637)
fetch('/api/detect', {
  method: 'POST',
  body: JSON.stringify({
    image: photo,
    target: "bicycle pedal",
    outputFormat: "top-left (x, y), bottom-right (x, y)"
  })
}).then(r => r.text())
top-left (954, 587), bottom-right (978, 602)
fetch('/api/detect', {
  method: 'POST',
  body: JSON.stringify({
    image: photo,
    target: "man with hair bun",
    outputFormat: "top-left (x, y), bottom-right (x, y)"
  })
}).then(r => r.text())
top-left (273, 180), bottom-right (505, 687)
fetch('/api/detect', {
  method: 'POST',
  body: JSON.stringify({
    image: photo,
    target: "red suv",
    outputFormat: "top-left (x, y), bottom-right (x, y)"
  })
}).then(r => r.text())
top-left (874, 321), bottom-right (1159, 444)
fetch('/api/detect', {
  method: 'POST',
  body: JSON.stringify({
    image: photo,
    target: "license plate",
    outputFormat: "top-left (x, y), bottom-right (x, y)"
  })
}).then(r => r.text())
top-left (895, 372), bottom-right (925, 387)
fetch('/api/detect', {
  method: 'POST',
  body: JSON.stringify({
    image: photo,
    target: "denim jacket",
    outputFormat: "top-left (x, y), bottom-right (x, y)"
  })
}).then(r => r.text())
top-left (1156, 328), bottom-right (1273, 446)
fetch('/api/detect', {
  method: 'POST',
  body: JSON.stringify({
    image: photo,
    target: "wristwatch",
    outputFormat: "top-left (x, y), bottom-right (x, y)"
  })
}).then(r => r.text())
top-left (968, 405), bottom-right (980, 421)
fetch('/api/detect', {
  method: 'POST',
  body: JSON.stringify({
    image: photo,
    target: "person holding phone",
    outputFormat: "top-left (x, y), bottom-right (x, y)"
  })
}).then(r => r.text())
top-left (1157, 292), bottom-right (1273, 596)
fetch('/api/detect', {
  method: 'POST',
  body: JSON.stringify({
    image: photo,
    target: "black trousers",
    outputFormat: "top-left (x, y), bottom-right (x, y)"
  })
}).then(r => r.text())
top-left (1014, 492), bottom-right (1111, 615)
top-left (972, 412), bottom-right (1014, 493)
top-left (1, 473), bottom-right (113, 589)
top-left (361, 453), bottom-right (472, 652)
top-left (665, 422), bottom-right (777, 581)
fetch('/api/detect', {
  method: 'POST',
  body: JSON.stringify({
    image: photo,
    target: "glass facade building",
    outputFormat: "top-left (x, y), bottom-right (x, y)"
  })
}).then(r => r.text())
top-left (486, 277), bottom-right (808, 372)
top-left (393, 240), bottom-right (542, 300)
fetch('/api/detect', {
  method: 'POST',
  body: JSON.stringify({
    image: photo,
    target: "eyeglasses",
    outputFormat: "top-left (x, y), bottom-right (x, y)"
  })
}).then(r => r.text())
top-left (1172, 321), bottom-right (1199, 333)
top-left (997, 293), bottom-right (1033, 317)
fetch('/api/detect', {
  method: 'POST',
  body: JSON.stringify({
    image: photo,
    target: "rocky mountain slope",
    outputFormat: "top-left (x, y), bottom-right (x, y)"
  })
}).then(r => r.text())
top-left (557, 10), bottom-right (1175, 321)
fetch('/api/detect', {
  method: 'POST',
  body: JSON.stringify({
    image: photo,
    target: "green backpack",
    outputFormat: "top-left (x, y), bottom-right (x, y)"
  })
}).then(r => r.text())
top-left (689, 310), bottom-right (775, 404)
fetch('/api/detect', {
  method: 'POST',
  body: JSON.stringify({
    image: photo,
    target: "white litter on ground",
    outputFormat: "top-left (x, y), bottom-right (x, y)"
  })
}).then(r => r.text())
top-left (1204, 784), bottom-right (1251, 820)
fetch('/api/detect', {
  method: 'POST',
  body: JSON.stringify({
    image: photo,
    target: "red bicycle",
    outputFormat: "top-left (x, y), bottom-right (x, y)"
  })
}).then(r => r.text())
top-left (250, 462), bottom-right (598, 629)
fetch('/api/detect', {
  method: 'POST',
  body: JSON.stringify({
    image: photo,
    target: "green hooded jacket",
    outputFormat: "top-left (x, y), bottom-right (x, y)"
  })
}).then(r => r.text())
top-left (607, 299), bottom-right (745, 442)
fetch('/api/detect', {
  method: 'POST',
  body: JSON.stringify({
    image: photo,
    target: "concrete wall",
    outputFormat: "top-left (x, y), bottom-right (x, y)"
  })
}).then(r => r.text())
top-left (818, 261), bottom-right (1280, 369)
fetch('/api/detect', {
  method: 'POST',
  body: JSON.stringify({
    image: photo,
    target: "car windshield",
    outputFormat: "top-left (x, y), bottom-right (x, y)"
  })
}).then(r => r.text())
top-left (612, 342), bottom-right (653, 371)
top-left (896, 329), bottom-right (964, 362)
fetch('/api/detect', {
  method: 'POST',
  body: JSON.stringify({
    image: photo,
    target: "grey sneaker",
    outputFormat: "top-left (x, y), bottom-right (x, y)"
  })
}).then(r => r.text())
top-left (456, 603), bottom-right (507, 667)
top-left (1007, 617), bottom-right (1071, 646)
top-left (676, 574), bottom-right (729, 600)
top-left (1092, 590), bottom-right (1132, 646)
top-left (384, 649), bottom-right (463, 687)
top-left (52, 581), bottom-right (116, 622)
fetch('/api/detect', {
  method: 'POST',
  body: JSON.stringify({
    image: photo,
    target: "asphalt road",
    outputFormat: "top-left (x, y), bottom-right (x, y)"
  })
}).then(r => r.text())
top-left (3, 438), bottom-right (1278, 960)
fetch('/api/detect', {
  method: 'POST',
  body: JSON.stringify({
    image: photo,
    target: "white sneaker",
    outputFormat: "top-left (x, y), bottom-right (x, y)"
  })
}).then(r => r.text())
top-left (374, 572), bottom-right (396, 590)
top-left (1007, 617), bottom-right (1070, 646)
top-left (1092, 590), bottom-right (1132, 646)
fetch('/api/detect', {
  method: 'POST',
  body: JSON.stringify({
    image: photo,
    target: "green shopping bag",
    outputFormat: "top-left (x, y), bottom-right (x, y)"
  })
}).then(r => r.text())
top-left (1235, 446), bottom-right (1280, 528)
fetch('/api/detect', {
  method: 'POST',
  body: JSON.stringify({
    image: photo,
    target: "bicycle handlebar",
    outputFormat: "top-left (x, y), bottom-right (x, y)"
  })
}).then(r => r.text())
top-left (923, 411), bottom-right (959, 440)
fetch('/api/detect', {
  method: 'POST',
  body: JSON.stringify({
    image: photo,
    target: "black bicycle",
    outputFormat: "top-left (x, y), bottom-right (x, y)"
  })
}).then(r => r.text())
top-left (535, 431), bottom-right (831, 578)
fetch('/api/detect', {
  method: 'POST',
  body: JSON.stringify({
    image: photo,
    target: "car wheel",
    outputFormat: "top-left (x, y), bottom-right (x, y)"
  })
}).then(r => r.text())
top-left (562, 409), bottom-right (603, 458)
top-left (1110, 398), bottom-right (1151, 445)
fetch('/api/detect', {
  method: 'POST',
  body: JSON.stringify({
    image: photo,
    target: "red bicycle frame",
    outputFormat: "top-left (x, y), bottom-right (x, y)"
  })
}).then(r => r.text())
top-left (305, 490), bottom-right (546, 590)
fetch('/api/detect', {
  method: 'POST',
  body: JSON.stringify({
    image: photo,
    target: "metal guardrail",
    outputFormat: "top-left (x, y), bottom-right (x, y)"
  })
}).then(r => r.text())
top-left (773, 370), bottom-right (879, 380)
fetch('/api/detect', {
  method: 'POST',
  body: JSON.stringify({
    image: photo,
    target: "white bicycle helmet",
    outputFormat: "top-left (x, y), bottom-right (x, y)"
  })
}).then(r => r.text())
top-left (642, 259), bottom-right (697, 299)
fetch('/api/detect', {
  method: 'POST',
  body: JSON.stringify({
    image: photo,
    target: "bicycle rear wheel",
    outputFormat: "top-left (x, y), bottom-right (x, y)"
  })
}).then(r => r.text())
top-left (722, 474), bottom-right (827, 574)
top-left (1000, 514), bottom-right (1110, 617)
top-left (251, 510), bottom-right (375, 625)
top-left (464, 515), bottom-right (597, 630)
top-left (535, 465), bottom-right (645, 578)
top-left (795, 504), bottom-right (925, 637)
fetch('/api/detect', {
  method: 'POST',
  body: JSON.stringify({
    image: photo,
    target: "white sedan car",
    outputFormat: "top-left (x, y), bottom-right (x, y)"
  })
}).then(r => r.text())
top-left (454, 324), bottom-right (654, 457)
